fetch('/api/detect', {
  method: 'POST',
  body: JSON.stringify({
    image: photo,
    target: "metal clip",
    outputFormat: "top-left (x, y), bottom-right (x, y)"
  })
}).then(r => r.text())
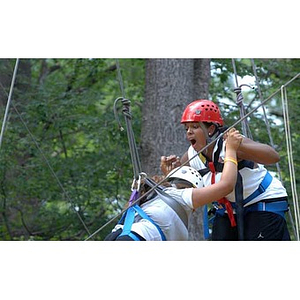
top-left (131, 172), bottom-right (147, 191)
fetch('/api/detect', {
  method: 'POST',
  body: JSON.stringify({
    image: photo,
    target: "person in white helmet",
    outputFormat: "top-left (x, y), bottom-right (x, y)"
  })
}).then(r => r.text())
top-left (104, 128), bottom-right (242, 241)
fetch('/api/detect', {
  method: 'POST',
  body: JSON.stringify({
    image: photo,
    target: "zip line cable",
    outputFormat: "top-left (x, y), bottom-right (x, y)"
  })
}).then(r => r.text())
top-left (85, 72), bottom-right (300, 240)
top-left (0, 62), bottom-right (92, 237)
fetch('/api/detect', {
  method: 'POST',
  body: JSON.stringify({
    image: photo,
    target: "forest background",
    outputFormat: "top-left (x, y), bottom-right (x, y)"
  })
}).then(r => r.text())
top-left (0, 58), bottom-right (299, 241)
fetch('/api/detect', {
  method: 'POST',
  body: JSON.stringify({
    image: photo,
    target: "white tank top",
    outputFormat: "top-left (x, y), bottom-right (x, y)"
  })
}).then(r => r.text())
top-left (187, 140), bottom-right (287, 206)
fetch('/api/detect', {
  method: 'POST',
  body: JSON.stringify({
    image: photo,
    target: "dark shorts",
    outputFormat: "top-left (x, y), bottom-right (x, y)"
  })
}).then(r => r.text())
top-left (104, 228), bottom-right (146, 241)
top-left (212, 211), bottom-right (291, 241)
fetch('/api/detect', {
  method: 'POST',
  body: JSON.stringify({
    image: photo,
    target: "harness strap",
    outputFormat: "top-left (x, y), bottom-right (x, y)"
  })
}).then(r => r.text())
top-left (245, 200), bottom-right (289, 218)
top-left (145, 178), bottom-right (189, 229)
top-left (244, 171), bottom-right (273, 205)
top-left (134, 205), bottom-right (167, 240)
top-left (119, 204), bottom-right (167, 241)
top-left (208, 162), bottom-right (236, 227)
top-left (235, 172), bottom-right (244, 240)
top-left (203, 204), bottom-right (210, 239)
top-left (120, 206), bottom-right (136, 236)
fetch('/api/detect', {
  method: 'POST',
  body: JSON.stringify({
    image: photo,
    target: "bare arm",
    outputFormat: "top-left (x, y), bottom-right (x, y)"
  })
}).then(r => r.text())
top-left (191, 128), bottom-right (242, 209)
top-left (237, 137), bottom-right (280, 165)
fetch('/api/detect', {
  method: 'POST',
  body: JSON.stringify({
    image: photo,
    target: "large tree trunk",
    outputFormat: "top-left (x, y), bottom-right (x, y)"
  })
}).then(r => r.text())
top-left (141, 58), bottom-right (211, 240)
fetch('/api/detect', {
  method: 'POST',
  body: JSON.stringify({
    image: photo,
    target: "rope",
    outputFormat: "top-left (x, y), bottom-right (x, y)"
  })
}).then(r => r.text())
top-left (114, 59), bottom-right (142, 179)
top-left (281, 84), bottom-right (300, 241)
top-left (116, 59), bottom-right (126, 99)
top-left (114, 97), bottom-right (142, 180)
top-left (0, 58), bottom-right (19, 149)
top-left (232, 59), bottom-right (253, 139)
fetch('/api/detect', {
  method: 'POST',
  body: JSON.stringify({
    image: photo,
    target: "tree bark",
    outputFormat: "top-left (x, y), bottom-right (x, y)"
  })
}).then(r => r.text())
top-left (141, 58), bottom-right (211, 240)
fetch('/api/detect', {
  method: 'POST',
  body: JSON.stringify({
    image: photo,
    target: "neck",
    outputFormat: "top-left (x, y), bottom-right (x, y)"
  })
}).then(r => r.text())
top-left (203, 141), bottom-right (215, 162)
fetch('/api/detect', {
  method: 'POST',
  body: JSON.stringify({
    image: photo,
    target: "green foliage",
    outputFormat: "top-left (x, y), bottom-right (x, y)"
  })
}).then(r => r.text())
top-left (0, 58), bottom-right (145, 240)
top-left (0, 58), bottom-right (299, 240)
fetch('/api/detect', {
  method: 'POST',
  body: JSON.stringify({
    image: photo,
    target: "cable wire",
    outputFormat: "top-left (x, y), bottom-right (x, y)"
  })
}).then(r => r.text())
top-left (281, 84), bottom-right (300, 240)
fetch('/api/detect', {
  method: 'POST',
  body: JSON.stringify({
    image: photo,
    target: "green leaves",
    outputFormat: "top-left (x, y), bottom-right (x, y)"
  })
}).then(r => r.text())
top-left (0, 58), bottom-right (298, 240)
top-left (0, 58), bottom-right (144, 240)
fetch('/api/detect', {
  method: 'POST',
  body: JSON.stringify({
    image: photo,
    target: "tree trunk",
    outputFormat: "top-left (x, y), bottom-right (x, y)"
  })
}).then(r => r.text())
top-left (141, 58), bottom-right (211, 240)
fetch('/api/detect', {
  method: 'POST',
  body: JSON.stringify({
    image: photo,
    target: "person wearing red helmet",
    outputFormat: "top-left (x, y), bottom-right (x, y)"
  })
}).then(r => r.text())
top-left (105, 128), bottom-right (242, 241)
top-left (161, 99), bottom-right (291, 241)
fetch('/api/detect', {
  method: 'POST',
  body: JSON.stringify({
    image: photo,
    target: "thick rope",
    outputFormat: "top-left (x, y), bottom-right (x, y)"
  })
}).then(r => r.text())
top-left (114, 59), bottom-right (142, 179)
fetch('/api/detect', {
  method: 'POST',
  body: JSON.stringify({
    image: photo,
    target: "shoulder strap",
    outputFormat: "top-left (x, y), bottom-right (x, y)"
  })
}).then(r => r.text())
top-left (119, 204), bottom-right (167, 241)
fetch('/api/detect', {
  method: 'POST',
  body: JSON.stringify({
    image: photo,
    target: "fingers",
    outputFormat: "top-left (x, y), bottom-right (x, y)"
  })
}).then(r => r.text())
top-left (224, 128), bottom-right (244, 151)
top-left (160, 155), bottom-right (180, 175)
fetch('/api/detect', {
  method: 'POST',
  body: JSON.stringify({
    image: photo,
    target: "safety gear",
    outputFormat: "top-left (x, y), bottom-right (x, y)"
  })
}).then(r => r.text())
top-left (167, 166), bottom-right (204, 188)
top-left (181, 99), bottom-right (224, 126)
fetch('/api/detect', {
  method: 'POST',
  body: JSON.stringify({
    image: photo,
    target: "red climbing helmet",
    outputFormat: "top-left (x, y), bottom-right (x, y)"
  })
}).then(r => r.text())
top-left (181, 99), bottom-right (224, 126)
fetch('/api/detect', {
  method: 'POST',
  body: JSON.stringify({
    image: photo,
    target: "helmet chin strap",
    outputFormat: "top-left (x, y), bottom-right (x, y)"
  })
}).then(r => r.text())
top-left (198, 122), bottom-right (219, 145)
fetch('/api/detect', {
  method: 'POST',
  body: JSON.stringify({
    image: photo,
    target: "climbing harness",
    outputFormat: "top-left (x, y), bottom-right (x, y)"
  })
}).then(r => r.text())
top-left (243, 171), bottom-right (273, 205)
top-left (118, 204), bottom-right (166, 240)
top-left (112, 96), bottom-right (191, 240)
top-left (203, 59), bottom-right (299, 241)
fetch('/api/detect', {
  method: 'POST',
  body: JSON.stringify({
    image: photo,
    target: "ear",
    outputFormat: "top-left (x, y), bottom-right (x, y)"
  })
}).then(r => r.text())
top-left (208, 123), bottom-right (217, 136)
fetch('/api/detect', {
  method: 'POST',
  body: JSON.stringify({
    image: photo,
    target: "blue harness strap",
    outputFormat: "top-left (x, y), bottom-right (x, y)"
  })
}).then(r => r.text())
top-left (211, 172), bottom-right (283, 220)
top-left (203, 205), bottom-right (210, 240)
top-left (245, 200), bottom-right (289, 218)
top-left (243, 171), bottom-right (273, 205)
top-left (119, 204), bottom-right (167, 241)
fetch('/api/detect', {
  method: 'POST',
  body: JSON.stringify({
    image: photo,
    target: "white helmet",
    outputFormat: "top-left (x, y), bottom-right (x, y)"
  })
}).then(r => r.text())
top-left (167, 166), bottom-right (204, 188)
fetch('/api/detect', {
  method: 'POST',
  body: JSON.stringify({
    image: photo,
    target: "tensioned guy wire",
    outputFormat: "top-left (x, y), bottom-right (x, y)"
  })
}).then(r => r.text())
top-left (281, 84), bottom-right (300, 241)
top-left (0, 58), bottom-right (19, 149)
